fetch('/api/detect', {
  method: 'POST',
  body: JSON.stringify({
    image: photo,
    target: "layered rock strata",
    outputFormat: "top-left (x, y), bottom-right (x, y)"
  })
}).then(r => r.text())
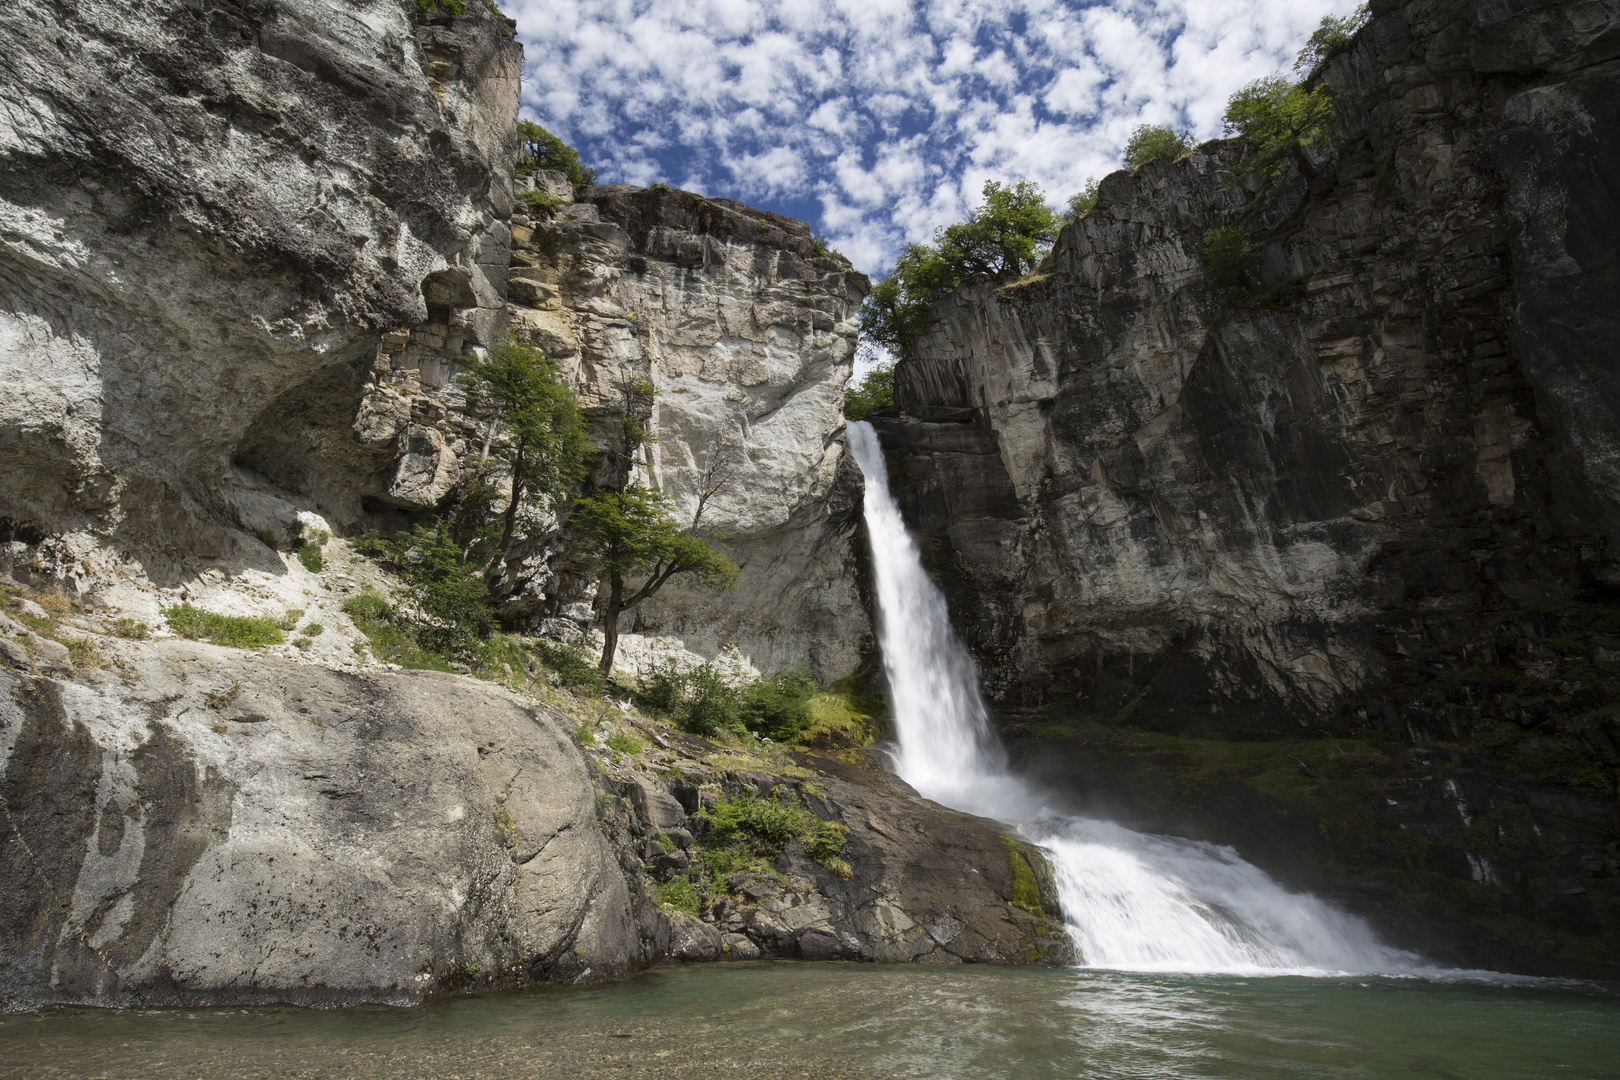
top-left (877, 0), bottom-right (1620, 973)
top-left (494, 183), bottom-right (871, 680)
top-left (0, 0), bottom-right (521, 571)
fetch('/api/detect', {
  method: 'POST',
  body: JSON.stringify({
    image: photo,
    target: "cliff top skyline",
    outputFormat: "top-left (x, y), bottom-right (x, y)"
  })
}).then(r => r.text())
top-left (508, 0), bottom-right (1351, 274)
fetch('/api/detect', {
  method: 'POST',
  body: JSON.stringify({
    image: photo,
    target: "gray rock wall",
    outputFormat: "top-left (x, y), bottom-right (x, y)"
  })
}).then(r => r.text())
top-left (494, 185), bottom-right (873, 680)
top-left (0, 0), bottom-right (521, 567)
top-left (0, 645), bottom-right (647, 1009)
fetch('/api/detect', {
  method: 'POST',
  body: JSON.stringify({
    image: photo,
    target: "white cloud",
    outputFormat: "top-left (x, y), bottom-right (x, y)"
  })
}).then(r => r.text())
top-left (504, 0), bottom-right (1351, 275)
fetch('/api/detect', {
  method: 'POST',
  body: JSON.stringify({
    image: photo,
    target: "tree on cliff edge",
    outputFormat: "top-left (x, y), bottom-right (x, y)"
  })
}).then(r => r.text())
top-left (572, 376), bottom-right (740, 677)
top-left (860, 179), bottom-right (1058, 359)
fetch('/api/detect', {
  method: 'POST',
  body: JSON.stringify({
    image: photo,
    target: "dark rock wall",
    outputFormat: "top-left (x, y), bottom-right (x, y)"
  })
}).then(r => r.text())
top-left (879, 0), bottom-right (1620, 973)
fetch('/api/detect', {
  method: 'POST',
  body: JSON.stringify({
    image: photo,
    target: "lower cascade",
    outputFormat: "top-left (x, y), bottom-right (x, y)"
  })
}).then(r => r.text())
top-left (847, 421), bottom-right (1420, 975)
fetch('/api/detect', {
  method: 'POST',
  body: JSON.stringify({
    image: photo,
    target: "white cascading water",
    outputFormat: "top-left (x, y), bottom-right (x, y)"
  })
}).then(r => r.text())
top-left (846, 420), bottom-right (1420, 975)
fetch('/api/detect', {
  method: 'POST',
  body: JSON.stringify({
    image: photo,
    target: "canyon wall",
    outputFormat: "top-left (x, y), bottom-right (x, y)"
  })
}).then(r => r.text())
top-left (877, 0), bottom-right (1620, 973)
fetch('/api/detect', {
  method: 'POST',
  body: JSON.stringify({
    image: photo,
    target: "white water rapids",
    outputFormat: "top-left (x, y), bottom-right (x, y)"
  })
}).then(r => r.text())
top-left (846, 420), bottom-right (1421, 975)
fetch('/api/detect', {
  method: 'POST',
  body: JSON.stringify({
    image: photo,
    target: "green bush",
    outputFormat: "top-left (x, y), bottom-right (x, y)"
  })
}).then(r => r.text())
top-left (699, 793), bottom-right (851, 877)
top-left (635, 660), bottom-right (744, 737)
top-left (680, 663), bottom-right (742, 737)
top-left (516, 120), bottom-right (597, 190)
top-left (342, 592), bottom-right (393, 622)
top-left (517, 189), bottom-right (565, 214)
top-left (1202, 225), bottom-right (1261, 288)
top-left (637, 660), bottom-right (689, 714)
top-left (606, 730), bottom-right (643, 757)
top-left (536, 638), bottom-right (608, 695)
top-left (1222, 77), bottom-right (1341, 186)
top-left (740, 666), bottom-right (816, 741)
top-left (1294, 5), bottom-right (1370, 73)
top-left (653, 877), bottom-right (700, 917)
top-left (1064, 178), bottom-right (1099, 223)
top-left (843, 363), bottom-right (894, 422)
top-left (1123, 125), bottom-right (1194, 169)
top-left (163, 604), bottom-right (286, 648)
top-left (296, 543), bottom-right (323, 573)
top-left (860, 180), bottom-right (1059, 358)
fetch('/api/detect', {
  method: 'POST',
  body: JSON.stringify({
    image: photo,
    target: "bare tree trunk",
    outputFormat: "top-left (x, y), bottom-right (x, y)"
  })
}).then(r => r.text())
top-left (598, 570), bottom-right (624, 677)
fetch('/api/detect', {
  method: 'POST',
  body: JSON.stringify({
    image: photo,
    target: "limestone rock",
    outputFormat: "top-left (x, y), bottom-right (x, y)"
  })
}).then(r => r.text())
top-left (0, 644), bottom-right (644, 1009)
top-left (0, 0), bottom-right (519, 556)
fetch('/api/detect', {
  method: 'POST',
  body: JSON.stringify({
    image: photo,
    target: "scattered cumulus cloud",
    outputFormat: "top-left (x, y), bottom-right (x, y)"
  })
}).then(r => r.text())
top-left (506, 0), bottom-right (1349, 276)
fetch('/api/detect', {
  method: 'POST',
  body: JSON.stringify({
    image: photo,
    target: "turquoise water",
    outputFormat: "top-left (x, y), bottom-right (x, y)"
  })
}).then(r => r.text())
top-left (3, 964), bottom-right (1616, 1080)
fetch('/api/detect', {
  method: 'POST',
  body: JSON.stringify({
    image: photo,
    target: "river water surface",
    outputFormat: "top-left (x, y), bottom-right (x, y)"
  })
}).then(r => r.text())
top-left (3, 963), bottom-right (1616, 1079)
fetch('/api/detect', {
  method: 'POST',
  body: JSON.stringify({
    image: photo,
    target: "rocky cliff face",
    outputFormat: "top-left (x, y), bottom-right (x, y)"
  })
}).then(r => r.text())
top-left (495, 183), bottom-right (871, 680)
top-left (0, 0), bottom-right (520, 576)
top-left (879, 0), bottom-right (1620, 973)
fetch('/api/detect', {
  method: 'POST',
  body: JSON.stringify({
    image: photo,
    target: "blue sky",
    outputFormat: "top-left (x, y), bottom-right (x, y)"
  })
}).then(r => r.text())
top-left (503, 0), bottom-right (1349, 276)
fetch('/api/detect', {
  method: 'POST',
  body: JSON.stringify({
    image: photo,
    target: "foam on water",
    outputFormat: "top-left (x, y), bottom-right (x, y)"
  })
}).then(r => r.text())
top-left (847, 420), bottom-right (1426, 976)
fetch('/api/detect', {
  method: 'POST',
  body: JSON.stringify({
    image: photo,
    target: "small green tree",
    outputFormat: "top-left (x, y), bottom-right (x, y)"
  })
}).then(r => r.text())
top-left (515, 120), bottom-right (597, 190)
top-left (1294, 5), bottom-right (1370, 73)
top-left (859, 179), bottom-right (1059, 359)
top-left (573, 377), bottom-right (740, 677)
top-left (1202, 225), bottom-right (1262, 289)
top-left (573, 485), bottom-right (739, 677)
top-left (1222, 76), bottom-right (1341, 186)
top-left (458, 338), bottom-right (591, 576)
top-left (844, 362), bottom-right (895, 421)
top-left (1064, 178), bottom-right (1100, 223)
top-left (1123, 124), bottom-right (1194, 169)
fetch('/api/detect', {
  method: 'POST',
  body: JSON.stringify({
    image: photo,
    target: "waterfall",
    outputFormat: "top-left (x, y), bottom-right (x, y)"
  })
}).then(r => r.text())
top-left (846, 420), bottom-right (1421, 975)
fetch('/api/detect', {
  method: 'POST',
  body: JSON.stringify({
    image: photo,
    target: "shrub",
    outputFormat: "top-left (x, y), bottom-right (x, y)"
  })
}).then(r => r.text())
top-left (342, 592), bottom-right (393, 622)
top-left (653, 878), bottom-right (700, 917)
top-left (302, 622), bottom-right (324, 636)
top-left (163, 604), bottom-right (286, 648)
top-left (740, 666), bottom-right (816, 741)
top-left (516, 120), bottom-right (597, 190)
top-left (1064, 178), bottom-right (1099, 223)
top-left (680, 663), bottom-right (742, 737)
top-left (637, 660), bottom-right (689, 714)
top-left (698, 793), bottom-right (851, 876)
top-left (1222, 77), bottom-right (1342, 186)
top-left (1202, 225), bottom-right (1261, 288)
top-left (517, 189), bottom-right (565, 214)
top-left (606, 730), bottom-right (643, 757)
top-left (296, 544), bottom-right (323, 573)
top-left (536, 638), bottom-right (608, 695)
top-left (367, 520), bottom-right (494, 656)
top-left (1123, 124), bottom-right (1194, 169)
top-left (860, 179), bottom-right (1059, 358)
top-left (111, 618), bottom-right (149, 640)
top-left (843, 363), bottom-right (894, 422)
top-left (1295, 4), bottom-right (1370, 73)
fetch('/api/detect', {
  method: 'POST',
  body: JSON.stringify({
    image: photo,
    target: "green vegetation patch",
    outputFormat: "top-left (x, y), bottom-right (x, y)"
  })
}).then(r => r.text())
top-left (163, 604), bottom-right (286, 648)
top-left (653, 877), bottom-right (700, 917)
top-left (1000, 836), bottom-right (1047, 917)
top-left (535, 637), bottom-right (608, 695)
top-left (340, 592), bottom-right (453, 672)
top-left (843, 362), bottom-right (894, 421)
top-left (698, 793), bottom-right (852, 880)
top-left (1123, 124), bottom-right (1194, 169)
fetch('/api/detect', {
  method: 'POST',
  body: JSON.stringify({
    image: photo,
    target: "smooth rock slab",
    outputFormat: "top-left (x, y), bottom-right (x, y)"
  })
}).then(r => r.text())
top-left (0, 642), bottom-right (643, 1009)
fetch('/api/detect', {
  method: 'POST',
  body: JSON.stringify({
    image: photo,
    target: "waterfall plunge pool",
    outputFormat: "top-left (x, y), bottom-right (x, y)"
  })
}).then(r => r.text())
top-left (4, 963), bottom-right (1615, 1079)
